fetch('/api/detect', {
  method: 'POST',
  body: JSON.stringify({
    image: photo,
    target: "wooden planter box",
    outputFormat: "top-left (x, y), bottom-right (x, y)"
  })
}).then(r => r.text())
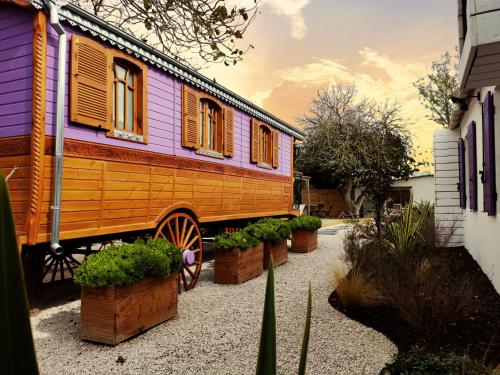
top-left (80, 273), bottom-right (178, 345)
top-left (214, 243), bottom-right (263, 284)
top-left (263, 239), bottom-right (288, 269)
top-left (290, 230), bottom-right (318, 253)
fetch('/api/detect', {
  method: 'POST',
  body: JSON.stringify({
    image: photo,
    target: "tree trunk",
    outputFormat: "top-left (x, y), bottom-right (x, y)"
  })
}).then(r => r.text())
top-left (341, 177), bottom-right (365, 217)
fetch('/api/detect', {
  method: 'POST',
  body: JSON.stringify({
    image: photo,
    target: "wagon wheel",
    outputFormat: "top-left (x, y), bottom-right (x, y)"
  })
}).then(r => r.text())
top-left (42, 248), bottom-right (81, 284)
top-left (154, 212), bottom-right (203, 291)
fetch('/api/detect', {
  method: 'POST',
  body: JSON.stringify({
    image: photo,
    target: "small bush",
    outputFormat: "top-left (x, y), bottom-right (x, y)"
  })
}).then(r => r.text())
top-left (289, 215), bottom-right (322, 232)
top-left (385, 346), bottom-right (494, 375)
top-left (333, 265), bottom-right (382, 309)
top-left (246, 218), bottom-right (291, 243)
top-left (214, 229), bottom-right (261, 250)
top-left (74, 238), bottom-right (183, 287)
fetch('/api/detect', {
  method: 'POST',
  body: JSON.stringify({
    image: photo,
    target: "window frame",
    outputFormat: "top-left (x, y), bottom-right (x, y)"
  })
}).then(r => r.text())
top-left (195, 94), bottom-right (225, 159)
top-left (258, 124), bottom-right (273, 167)
top-left (106, 49), bottom-right (148, 144)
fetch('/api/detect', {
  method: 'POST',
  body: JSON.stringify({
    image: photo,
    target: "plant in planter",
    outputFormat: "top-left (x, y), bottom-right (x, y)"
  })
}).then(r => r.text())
top-left (213, 230), bottom-right (263, 284)
top-left (74, 238), bottom-right (183, 345)
top-left (289, 215), bottom-right (322, 253)
top-left (246, 218), bottom-right (291, 269)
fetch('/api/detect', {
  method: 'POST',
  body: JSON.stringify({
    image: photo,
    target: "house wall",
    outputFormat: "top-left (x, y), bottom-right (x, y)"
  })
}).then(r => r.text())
top-left (44, 23), bottom-right (291, 177)
top-left (434, 85), bottom-right (500, 293)
top-left (391, 175), bottom-right (435, 204)
top-left (0, 5), bottom-right (33, 137)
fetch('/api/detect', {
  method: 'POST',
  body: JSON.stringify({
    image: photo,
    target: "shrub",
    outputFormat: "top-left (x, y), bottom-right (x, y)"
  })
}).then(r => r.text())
top-left (378, 256), bottom-right (476, 337)
top-left (333, 265), bottom-right (383, 309)
top-left (289, 215), bottom-right (322, 232)
top-left (74, 238), bottom-right (183, 287)
top-left (246, 218), bottom-right (291, 243)
top-left (385, 346), bottom-right (494, 375)
top-left (384, 201), bottom-right (425, 257)
top-left (214, 229), bottom-right (261, 250)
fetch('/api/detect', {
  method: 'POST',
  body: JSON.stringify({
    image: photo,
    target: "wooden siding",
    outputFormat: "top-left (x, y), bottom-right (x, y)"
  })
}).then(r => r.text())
top-left (31, 138), bottom-right (292, 243)
top-left (433, 129), bottom-right (464, 246)
top-left (0, 6), bottom-right (33, 137)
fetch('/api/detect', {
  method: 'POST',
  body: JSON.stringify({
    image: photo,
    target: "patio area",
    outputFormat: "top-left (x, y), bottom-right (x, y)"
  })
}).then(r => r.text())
top-left (31, 226), bottom-right (396, 374)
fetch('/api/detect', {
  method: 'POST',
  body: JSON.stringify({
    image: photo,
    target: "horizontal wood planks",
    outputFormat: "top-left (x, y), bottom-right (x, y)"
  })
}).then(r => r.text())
top-left (80, 274), bottom-right (178, 345)
top-left (214, 243), bottom-right (264, 284)
top-left (290, 230), bottom-right (318, 253)
top-left (263, 239), bottom-right (288, 269)
top-left (1, 154), bottom-right (31, 231)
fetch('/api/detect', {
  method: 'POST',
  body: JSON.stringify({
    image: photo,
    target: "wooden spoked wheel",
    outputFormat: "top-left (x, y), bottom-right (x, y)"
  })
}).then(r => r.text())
top-left (154, 212), bottom-right (203, 291)
top-left (42, 249), bottom-right (81, 283)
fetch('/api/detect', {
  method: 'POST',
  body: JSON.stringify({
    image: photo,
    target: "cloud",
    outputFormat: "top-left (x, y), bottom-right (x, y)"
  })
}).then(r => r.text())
top-left (260, 0), bottom-right (311, 39)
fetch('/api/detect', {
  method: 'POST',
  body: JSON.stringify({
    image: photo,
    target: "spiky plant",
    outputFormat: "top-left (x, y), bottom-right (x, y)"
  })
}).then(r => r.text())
top-left (0, 172), bottom-right (39, 374)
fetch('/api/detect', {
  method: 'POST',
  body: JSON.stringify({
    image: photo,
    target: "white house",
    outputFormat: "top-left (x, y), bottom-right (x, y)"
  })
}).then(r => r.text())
top-left (434, 0), bottom-right (500, 292)
top-left (391, 172), bottom-right (435, 207)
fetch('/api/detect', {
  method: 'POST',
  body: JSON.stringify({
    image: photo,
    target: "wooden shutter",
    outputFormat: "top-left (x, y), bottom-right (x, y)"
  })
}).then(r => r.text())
top-left (251, 118), bottom-right (259, 163)
top-left (272, 130), bottom-right (279, 168)
top-left (182, 85), bottom-right (199, 149)
top-left (467, 122), bottom-right (478, 211)
top-left (482, 91), bottom-right (496, 215)
top-left (224, 107), bottom-right (234, 157)
top-left (70, 35), bottom-right (112, 129)
top-left (458, 138), bottom-right (466, 209)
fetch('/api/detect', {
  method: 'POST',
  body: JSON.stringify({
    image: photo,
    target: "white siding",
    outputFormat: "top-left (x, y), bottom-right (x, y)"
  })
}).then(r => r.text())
top-left (433, 128), bottom-right (464, 247)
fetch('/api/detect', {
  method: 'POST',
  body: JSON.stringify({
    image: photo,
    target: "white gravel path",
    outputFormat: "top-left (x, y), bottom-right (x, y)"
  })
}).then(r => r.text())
top-left (31, 226), bottom-right (396, 374)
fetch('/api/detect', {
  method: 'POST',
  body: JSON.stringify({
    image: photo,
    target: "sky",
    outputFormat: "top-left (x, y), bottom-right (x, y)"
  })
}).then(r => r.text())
top-left (201, 0), bottom-right (458, 167)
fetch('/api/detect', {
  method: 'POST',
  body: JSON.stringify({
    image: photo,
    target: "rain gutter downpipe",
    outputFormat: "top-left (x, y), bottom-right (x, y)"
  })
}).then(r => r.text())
top-left (45, 0), bottom-right (66, 255)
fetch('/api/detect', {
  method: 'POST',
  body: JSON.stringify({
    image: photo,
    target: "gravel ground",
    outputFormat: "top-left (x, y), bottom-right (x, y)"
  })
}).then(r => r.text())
top-left (31, 226), bottom-right (396, 374)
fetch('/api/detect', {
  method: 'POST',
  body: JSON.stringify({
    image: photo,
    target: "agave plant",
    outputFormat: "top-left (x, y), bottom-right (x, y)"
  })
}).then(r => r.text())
top-left (256, 258), bottom-right (312, 375)
top-left (0, 172), bottom-right (39, 374)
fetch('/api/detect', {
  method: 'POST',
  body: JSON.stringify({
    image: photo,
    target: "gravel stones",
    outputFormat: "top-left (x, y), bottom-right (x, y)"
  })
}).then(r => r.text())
top-left (31, 226), bottom-right (396, 374)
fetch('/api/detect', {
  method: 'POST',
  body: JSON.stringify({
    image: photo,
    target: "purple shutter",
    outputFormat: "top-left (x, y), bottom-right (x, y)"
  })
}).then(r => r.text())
top-left (482, 91), bottom-right (496, 215)
top-left (467, 122), bottom-right (478, 211)
top-left (458, 138), bottom-right (466, 208)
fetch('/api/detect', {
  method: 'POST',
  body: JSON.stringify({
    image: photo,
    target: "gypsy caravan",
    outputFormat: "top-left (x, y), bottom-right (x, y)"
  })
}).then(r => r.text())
top-left (0, 0), bottom-right (304, 300)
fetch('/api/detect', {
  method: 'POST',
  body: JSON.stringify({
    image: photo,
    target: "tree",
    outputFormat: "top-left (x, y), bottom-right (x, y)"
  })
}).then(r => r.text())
top-left (72, 0), bottom-right (258, 69)
top-left (296, 83), bottom-right (416, 218)
top-left (413, 51), bottom-right (459, 127)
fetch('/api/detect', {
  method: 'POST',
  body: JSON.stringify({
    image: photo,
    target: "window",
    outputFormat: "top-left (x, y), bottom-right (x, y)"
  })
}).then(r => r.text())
top-left (198, 99), bottom-right (222, 152)
top-left (251, 119), bottom-right (279, 169)
top-left (182, 84), bottom-right (234, 158)
top-left (259, 125), bottom-right (272, 165)
top-left (70, 35), bottom-right (147, 143)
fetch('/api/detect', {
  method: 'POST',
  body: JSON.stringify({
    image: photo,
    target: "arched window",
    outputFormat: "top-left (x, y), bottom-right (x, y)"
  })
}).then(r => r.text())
top-left (112, 62), bottom-right (137, 133)
top-left (198, 98), bottom-right (222, 152)
top-left (259, 125), bottom-right (272, 165)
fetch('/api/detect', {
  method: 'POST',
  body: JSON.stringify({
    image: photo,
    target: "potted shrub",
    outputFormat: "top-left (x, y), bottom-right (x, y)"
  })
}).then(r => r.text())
top-left (74, 238), bottom-right (183, 345)
top-left (289, 215), bottom-right (321, 253)
top-left (214, 230), bottom-right (263, 284)
top-left (247, 218), bottom-right (291, 269)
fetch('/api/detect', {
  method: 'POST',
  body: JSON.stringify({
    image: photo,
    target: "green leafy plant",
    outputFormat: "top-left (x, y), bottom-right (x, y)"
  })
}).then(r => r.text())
top-left (289, 215), bottom-right (322, 232)
top-left (247, 218), bottom-right (291, 244)
top-left (256, 258), bottom-right (312, 375)
top-left (74, 238), bottom-right (183, 287)
top-left (214, 229), bottom-right (261, 250)
top-left (0, 172), bottom-right (39, 374)
top-left (384, 346), bottom-right (494, 375)
top-left (384, 201), bottom-right (425, 256)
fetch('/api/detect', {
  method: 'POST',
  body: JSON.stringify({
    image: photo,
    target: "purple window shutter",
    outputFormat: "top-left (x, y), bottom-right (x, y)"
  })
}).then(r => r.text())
top-left (482, 91), bottom-right (497, 215)
top-left (458, 138), bottom-right (466, 209)
top-left (467, 122), bottom-right (478, 211)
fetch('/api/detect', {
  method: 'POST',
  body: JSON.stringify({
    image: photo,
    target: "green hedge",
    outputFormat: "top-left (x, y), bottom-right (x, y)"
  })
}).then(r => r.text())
top-left (74, 238), bottom-right (183, 287)
top-left (246, 218), bottom-right (291, 243)
top-left (214, 229), bottom-right (261, 250)
top-left (289, 215), bottom-right (322, 232)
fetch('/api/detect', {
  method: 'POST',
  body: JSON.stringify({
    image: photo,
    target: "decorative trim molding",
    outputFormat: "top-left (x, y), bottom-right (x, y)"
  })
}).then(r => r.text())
top-left (26, 10), bottom-right (47, 244)
top-left (0, 136), bottom-right (31, 156)
top-left (44, 137), bottom-right (291, 183)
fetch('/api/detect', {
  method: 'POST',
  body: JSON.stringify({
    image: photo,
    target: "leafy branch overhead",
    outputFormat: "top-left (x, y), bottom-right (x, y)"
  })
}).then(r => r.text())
top-left (413, 51), bottom-right (459, 128)
top-left (72, 0), bottom-right (258, 69)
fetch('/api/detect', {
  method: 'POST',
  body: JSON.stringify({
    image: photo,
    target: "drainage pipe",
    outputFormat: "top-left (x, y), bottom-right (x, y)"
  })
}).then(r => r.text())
top-left (45, 0), bottom-right (66, 255)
